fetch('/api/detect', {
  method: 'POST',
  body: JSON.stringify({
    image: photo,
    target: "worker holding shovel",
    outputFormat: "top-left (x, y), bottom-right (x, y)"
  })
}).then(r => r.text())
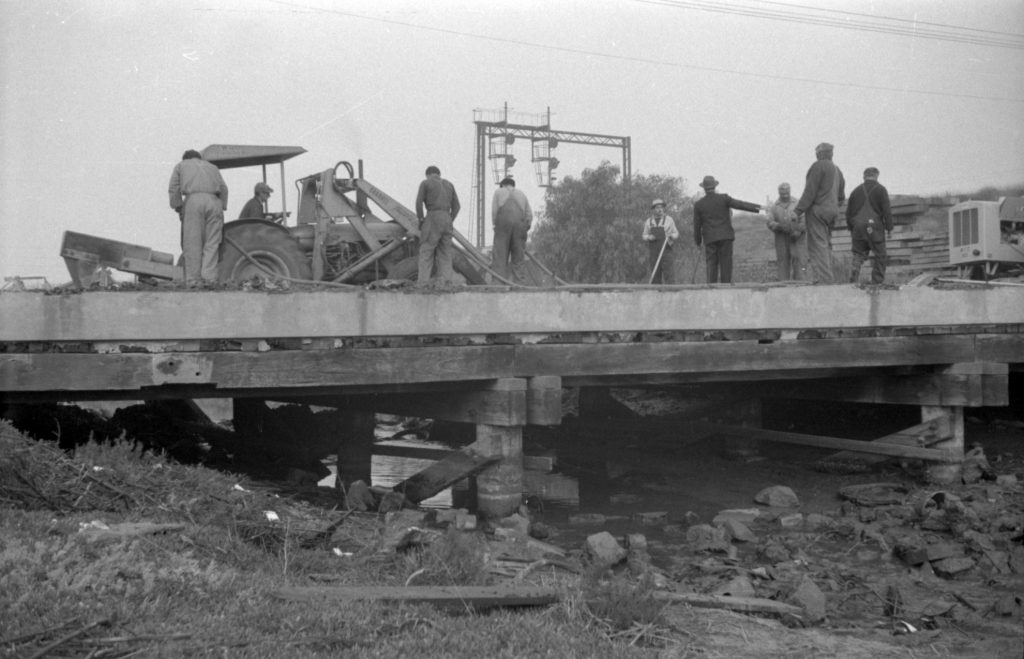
top-left (643, 198), bottom-right (679, 284)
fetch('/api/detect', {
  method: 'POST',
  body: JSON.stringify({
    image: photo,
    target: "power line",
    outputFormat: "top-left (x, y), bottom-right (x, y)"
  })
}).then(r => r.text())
top-left (750, 0), bottom-right (1024, 40)
top-left (268, 0), bottom-right (1024, 104)
top-left (639, 0), bottom-right (1024, 50)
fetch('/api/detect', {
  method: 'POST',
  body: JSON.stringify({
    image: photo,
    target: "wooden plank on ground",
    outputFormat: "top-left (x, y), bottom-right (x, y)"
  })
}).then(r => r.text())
top-left (272, 585), bottom-right (560, 611)
top-left (687, 420), bottom-right (958, 462)
top-left (391, 445), bottom-right (499, 503)
top-left (653, 591), bottom-right (803, 616)
top-left (823, 417), bottom-right (953, 465)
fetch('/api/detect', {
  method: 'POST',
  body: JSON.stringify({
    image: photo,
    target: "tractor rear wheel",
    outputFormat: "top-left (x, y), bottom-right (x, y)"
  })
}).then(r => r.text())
top-left (218, 220), bottom-right (312, 283)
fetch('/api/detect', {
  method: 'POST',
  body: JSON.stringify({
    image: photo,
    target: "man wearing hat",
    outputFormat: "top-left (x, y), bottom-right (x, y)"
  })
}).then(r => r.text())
top-left (767, 182), bottom-right (805, 280)
top-left (239, 181), bottom-right (274, 221)
top-left (642, 198), bottom-right (679, 283)
top-left (693, 176), bottom-right (761, 284)
top-left (795, 143), bottom-right (846, 283)
top-left (845, 167), bottom-right (893, 284)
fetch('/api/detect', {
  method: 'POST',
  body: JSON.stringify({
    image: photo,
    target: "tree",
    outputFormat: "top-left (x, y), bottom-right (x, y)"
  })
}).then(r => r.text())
top-left (529, 162), bottom-right (698, 284)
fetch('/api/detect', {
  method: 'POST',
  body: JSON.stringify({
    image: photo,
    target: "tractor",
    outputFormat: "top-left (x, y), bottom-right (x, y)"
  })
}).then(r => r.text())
top-left (61, 144), bottom-right (494, 287)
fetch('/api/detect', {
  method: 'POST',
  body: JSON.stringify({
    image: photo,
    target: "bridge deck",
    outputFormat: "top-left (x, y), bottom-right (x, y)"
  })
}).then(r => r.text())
top-left (2, 283), bottom-right (1022, 399)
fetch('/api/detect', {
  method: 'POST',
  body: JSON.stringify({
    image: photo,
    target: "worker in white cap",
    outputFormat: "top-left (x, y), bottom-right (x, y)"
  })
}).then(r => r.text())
top-left (767, 182), bottom-right (806, 280)
top-left (642, 198), bottom-right (679, 283)
top-left (238, 181), bottom-right (274, 221)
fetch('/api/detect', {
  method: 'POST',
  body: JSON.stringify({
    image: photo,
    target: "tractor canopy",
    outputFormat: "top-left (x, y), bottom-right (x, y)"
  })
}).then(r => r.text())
top-left (200, 145), bottom-right (307, 169)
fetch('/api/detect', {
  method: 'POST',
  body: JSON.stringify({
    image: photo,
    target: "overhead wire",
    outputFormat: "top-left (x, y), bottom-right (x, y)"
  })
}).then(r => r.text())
top-left (268, 0), bottom-right (1024, 104)
top-left (639, 0), bottom-right (1024, 50)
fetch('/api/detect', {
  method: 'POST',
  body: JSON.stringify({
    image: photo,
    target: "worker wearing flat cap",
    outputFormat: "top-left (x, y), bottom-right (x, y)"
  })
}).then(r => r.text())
top-left (238, 181), bottom-right (274, 221)
top-left (845, 166), bottom-right (893, 284)
top-left (642, 198), bottom-right (680, 283)
top-left (795, 142), bottom-right (846, 283)
top-left (693, 176), bottom-right (762, 284)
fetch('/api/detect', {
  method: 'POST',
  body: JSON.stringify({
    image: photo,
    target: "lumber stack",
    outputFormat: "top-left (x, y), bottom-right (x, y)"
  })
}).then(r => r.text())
top-left (832, 195), bottom-right (955, 273)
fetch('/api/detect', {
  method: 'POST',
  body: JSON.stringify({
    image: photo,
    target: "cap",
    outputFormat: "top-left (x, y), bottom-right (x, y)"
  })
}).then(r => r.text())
top-left (651, 198), bottom-right (665, 208)
top-left (778, 182), bottom-right (791, 191)
top-left (863, 167), bottom-right (879, 178)
top-left (499, 176), bottom-right (516, 187)
top-left (699, 175), bottom-right (719, 190)
top-left (254, 182), bottom-right (273, 194)
top-left (815, 142), bottom-right (834, 153)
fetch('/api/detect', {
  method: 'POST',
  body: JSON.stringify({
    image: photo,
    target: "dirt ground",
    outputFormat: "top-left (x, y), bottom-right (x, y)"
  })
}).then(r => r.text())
top-left (3, 389), bottom-right (1023, 657)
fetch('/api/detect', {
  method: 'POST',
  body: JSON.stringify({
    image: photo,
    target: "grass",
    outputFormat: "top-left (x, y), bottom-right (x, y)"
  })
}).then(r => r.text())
top-left (0, 422), bottom-right (671, 658)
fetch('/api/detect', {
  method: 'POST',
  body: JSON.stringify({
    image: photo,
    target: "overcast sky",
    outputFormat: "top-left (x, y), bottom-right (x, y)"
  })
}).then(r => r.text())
top-left (2, 0), bottom-right (1022, 283)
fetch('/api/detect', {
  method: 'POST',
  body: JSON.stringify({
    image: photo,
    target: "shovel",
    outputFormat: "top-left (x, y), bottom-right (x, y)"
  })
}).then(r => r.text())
top-left (648, 236), bottom-right (669, 284)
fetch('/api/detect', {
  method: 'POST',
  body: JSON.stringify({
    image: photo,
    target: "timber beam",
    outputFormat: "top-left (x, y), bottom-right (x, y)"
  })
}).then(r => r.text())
top-left (763, 362), bottom-right (1008, 407)
top-left (350, 378), bottom-right (528, 426)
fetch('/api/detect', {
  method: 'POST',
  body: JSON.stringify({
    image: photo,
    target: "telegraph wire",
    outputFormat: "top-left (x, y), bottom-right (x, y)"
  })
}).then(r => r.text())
top-left (268, 0), bottom-right (1023, 104)
top-left (638, 0), bottom-right (1024, 50)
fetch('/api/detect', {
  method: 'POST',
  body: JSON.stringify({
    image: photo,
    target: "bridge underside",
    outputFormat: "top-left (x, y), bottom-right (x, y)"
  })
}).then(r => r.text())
top-left (2, 283), bottom-right (1022, 514)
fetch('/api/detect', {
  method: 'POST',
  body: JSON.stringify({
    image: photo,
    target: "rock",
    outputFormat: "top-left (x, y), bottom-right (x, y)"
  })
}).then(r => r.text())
top-left (924, 542), bottom-right (962, 562)
top-left (378, 491), bottom-right (407, 514)
top-left (932, 557), bottom-right (975, 578)
top-left (754, 485), bottom-right (800, 508)
top-left (760, 541), bottom-right (791, 563)
top-left (379, 509), bottom-right (434, 552)
top-left (345, 480), bottom-right (376, 512)
top-left (493, 513), bottom-right (531, 536)
top-left (961, 446), bottom-right (994, 484)
top-left (996, 474), bottom-right (1019, 487)
top-left (529, 521), bottom-right (552, 539)
top-left (778, 513), bottom-right (804, 529)
top-left (1009, 547), bottom-right (1024, 574)
top-left (894, 537), bottom-right (927, 566)
top-left (721, 519), bottom-right (757, 543)
top-left (682, 511), bottom-right (702, 526)
top-left (568, 513), bottom-right (606, 526)
top-left (584, 531), bottom-right (627, 566)
top-left (790, 576), bottom-right (827, 622)
top-left (434, 509), bottom-right (459, 525)
top-left (994, 594), bottom-right (1022, 617)
top-left (713, 576), bottom-right (756, 598)
top-left (455, 511), bottom-right (477, 531)
top-left (633, 511), bottom-right (668, 525)
top-left (961, 530), bottom-right (996, 553)
top-left (712, 508), bottom-right (760, 525)
top-left (804, 513), bottom-right (836, 530)
top-left (625, 533), bottom-right (648, 551)
top-left (685, 524), bottom-right (731, 553)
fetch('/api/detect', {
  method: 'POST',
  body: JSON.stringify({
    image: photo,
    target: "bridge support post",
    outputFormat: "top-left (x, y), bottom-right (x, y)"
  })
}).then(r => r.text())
top-left (923, 405), bottom-right (964, 484)
top-left (474, 422), bottom-right (524, 519)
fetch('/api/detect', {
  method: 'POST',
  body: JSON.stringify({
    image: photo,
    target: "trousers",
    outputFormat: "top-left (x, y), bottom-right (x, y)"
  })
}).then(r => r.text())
top-left (805, 207), bottom-right (838, 283)
top-left (705, 239), bottom-right (734, 284)
top-left (181, 192), bottom-right (224, 282)
top-left (418, 210), bottom-right (454, 283)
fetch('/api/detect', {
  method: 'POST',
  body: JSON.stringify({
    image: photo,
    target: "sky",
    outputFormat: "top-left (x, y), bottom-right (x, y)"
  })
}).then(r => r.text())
top-left (2, 0), bottom-right (1022, 284)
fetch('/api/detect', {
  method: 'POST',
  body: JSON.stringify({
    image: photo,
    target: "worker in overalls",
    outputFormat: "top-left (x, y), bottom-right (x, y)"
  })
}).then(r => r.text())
top-left (642, 198), bottom-right (679, 284)
top-left (845, 167), bottom-right (893, 284)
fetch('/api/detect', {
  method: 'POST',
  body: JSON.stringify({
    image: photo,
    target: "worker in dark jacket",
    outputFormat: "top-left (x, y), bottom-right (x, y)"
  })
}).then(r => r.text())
top-left (168, 149), bottom-right (229, 286)
top-left (415, 165), bottom-right (460, 284)
top-left (693, 175), bottom-right (762, 284)
top-left (795, 142), bottom-right (845, 283)
top-left (845, 167), bottom-right (893, 284)
top-left (238, 182), bottom-right (273, 220)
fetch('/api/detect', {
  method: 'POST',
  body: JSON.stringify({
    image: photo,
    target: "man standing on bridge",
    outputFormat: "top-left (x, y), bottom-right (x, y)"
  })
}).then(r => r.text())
top-left (767, 182), bottom-right (806, 281)
top-left (846, 167), bottom-right (893, 284)
top-left (168, 149), bottom-right (229, 286)
top-left (491, 176), bottom-right (532, 283)
top-left (642, 198), bottom-right (679, 284)
top-left (693, 176), bottom-right (762, 284)
top-left (415, 165), bottom-right (461, 285)
top-left (795, 142), bottom-right (845, 283)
